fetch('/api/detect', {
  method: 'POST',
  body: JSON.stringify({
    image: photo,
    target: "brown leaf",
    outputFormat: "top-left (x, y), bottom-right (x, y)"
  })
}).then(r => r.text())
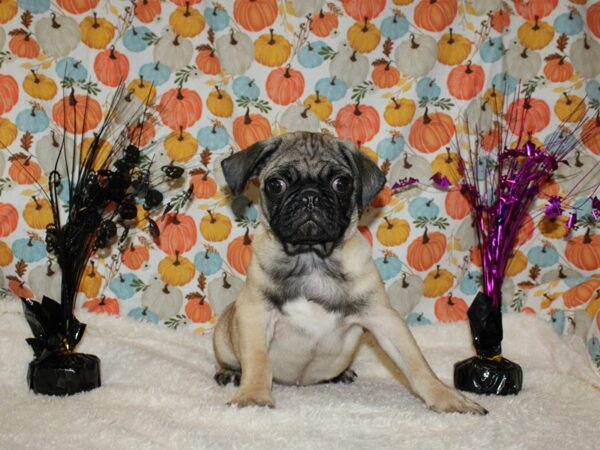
top-left (196, 44), bottom-right (213, 52)
top-left (138, 235), bottom-right (154, 250)
top-left (557, 34), bottom-right (569, 53)
top-left (15, 260), bottom-right (28, 278)
top-left (21, 11), bottom-right (33, 29)
top-left (8, 152), bottom-right (27, 162)
top-left (517, 281), bottom-right (538, 290)
top-left (20, 131), bottom-right (33, 151)
top-left (186, 291), bottom-right (203, 300)
top-left (529, 264), bottom-right (541, 281)
top-left (327, 2), bottom-right (342, 16)
top-left (383, 38), bottom-right (393, 58)
top-left (189, 168), bottom-right (207, 176)
top-left (544, 53), bottom-right (562, 61)
top-left (371, 58), bottom-right (388, 67)
top-left (197, 273), bottom-right (207, 292)
top-left (208, 28), bottom-right (215, 44)
top-left (380, 159), bottom-right (391, 176)
top-left (9, 29), bottom-right (28, 36)
top-left (201, 148), bottom-right (212, 167)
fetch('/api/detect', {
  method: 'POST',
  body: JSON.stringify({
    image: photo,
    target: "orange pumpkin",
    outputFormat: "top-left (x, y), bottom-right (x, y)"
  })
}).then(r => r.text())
top-left (341, 0), bottom-right (385, 21)
top-left (376, 217), bottom-right (410, 247)
top-left (52, 90), bottom-right (102, 135)
top-left (0, 203), bottom-right (18, 237)
top-left (470, 245), bottom-right (482, 267)
top-left (234, 0), bottom-right (277, 32)
top-left (565, 229), bottom-right (600, 271)
top-left (8, 154), bottom-right (41, 184)
top-left (134, 0), bottom-right (161, 23)
top-left (447, 62), bottom-right (484, 100)
top-left (266, 66), bottom-right (305, 106)
top-left (23, 197), bottom-right (53, 229)
top-left (383, 97), bottom-right (416, 127)
top-left (563, 279), bottom-right (600, 308)
top-left (200, 210), bottom-right (232, 242)
top-left (335, 103), bottom-right (380, 145)
top-left (434, 294), bottom-right (468, 322)
top-left (186, 294), bottom-right (212, 323)
top-left (191, 169), bottom-right (218, 199)
top-left (128, 120), bottom-right (156, 147)
top-left (0, 74), bottom-right (19, 115)
top-left (158, 252), bottom-right (195, 286)
top-left (371, 61), bottom-right (400, 89)
top-left (94, 46), bottom-right (130, 87)
top-left (9, 278), bottom-right (34, 299)
top-left (195, 45), bottom-right (221, 75)
top-left (122, 244), bottom-right (150, 270)
top-left (543, 56), bottom-right (574, 82)
top-left (370, 185), bottom-right (392, 208)
top-left (233, 109), bottom-right (272, 149)
top-left (310, 10), bottom-right (338, 37)
top-left (480, 123), bottom-right (502, 151)
top-left (490, 7), bottom-right (510, 33)
top-left (588, 2), bottom-right (600, 39)
top-left (358, 225), bottom-right (373, 246)
top-left (437, 28), bottom-right (471, 65)
top-left (9, 33), bottom-right (40, 58)
top-left (409, 109), bottom-right (455, 153)
top-left (445, 187), bottom-right (471, 220)
top-left (514, 0), bottom-right (557, 20)
top-left (159, 87), bottom-right (203, 131)
top-left (83, 296), bottom-right (120, 315)
top-left (414, 0), bottom-right (457, 32)
top-left (582, 116), bottom-right (600, 155)
top-left (515, 214), bottom-right (534, 246)
top-left (505, 98), bottom-right (550, 135)
top-left (228, 229), bottom-right (253, 275)
top-left (154, 213), bottom-right (197, 255)
top-left (407, 228), bottom-right (447, 271)
top-left (423, 266), bottom-right (454, 298)
top-left (57, 0), bottom-right (99, 14)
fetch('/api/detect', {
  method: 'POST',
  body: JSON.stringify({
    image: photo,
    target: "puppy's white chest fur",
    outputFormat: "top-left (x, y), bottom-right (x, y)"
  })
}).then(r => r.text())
top-left (268, 297), bottom-right (363, 385)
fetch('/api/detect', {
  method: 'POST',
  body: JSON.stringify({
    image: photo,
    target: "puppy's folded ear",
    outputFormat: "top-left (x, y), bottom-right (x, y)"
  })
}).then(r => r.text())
top-left (221, 137), bottom-right (282, 195)
top-left (340, 141), bottom-right (387, 210)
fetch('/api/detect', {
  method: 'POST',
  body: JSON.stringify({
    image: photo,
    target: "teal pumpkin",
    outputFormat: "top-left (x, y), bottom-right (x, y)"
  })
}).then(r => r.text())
top-left (11, 238), bottom-right (47, 263)
top-left (18, 0), bottom-right (49, 14)
top-left (194, 250), bottom-right (223, 275)
top-left (527, 246), bottom-right (559, 268)
top-left (232, 75), bottom-right (260, 99)
top-left (585, 80), bottom-right (600, 101)
top-left (551, 310), bottom-right (566, 335)
top-left (408, 197), bottom-right (439, 220)
top-left (416, 77), bottom-right (441, 100)
top-left (491, 72), bottom-right (516, 95)
top-left (16, 109), bottom-right (49, 134)
top-left (110, 273), bottom-right (142, 300)
top-left (204, 6), bottom-right (230, 31)
top-left (197, 125), bottom-right (229, 150)
top-left (587, 337), bottom-right (600, 364)
top-left (55, 57), bottom-right (88, 81)
top-left (315, 77), bottom-right (347, 101)
top-left (124, 26), bottom-right (151, 53)
top-left (553, 12), bottom-right (583, 36)
top-left (376, 136), bottom-right (405, 160)
top-left (381, 15), bottom-right (409, 40)
top-left (375, 254), bottom-right (402, 280)
top-left (139, 62), bottom-right (170, 86)
top-left (480, 37), bottom-right (504, 63)
top-left (298, 41), bottom-right (327, 68)
top-left (544, 129), bottom-right (578, 153)
top-left (572, 197), bottom-right (594, 218)
top-left (406, 312), bottom-right (432, 326)
top-left (128, 306), bottom-right (159, 324)
top-left (231, 195), bottom-right (258, 221)
top-left (459, 271), bottom-right (480, 296)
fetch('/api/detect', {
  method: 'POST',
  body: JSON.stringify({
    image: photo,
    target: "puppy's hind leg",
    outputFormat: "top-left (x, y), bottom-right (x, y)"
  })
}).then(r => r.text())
top-left (213, 303), bottom-right (241, 383)
top-left (214, 368), bottom-right (241, 387)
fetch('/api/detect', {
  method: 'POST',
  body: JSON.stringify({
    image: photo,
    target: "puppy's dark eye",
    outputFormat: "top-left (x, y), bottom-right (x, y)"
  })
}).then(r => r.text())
top-left (265, 177), bottom-right (287, 195)
top-left (332, 176), bottom-right (352, 194)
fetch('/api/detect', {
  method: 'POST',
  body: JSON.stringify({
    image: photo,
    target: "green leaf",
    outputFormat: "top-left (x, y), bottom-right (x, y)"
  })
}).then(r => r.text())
top-left (318, 45), bottom-right (336, 60)
top-left (510, 289), bottom-right (523, 312)
top-left (165, 314), bottom-right (188, 329)
top-left (235, 96), bottom-right (252, 109)
top-left (142, 31), bottom-right (160, 46)
top-left (413, 216), bottom-right (429, 228)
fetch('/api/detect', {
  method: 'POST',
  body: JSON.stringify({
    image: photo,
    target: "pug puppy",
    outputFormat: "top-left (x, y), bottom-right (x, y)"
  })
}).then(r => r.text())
top-left (212, 132), bottom-right (486, 414)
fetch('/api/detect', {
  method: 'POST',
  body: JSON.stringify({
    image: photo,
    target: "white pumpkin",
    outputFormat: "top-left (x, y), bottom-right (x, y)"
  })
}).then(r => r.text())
top-left (141, 274), bottom-right (184, 320)
top-left (212, 150), bottom-right (233, 191)
top-left (502, 43), bottom-right (541, 81)
top-left (569, 34), bottom-right (600, 79)
top-left (28, 260), bottom-right (62, 302)
top-left (454, 217), bottom-right (478, 251)
top-left (463, 98), bottom-right (493, 134)
top-left (386, 273), bottom-right (424, 317)
top-left (35, 131), bottom-right (75, 177)
top-left (279, 105), bottom-right (321, 133)
top-left (394, 34), bottom-right (437, 78)
top-left (501, 278), bottom-right (515, 309)
top-left (329, 45), bottom-right (369, 87)
top-left (0, 153), bottom-right (5, 178)
top-left (570, 310), bottom-right (592, 340)
top-left (389, 153), bottom-right (432, 199)
top-left (215, 30), bottom-right (254, 75)
top-left (555, 150), bottom-right (597, 194)
top-left (0, 27), bottom-right (5, 50)
top-left (469, 0), bottom-right (502, 15)
top-left (293, 0), bottom-right (325, 16)
top-left (540, 265), bottom-right (583, 285)
top-left (35, 13), bottom-right (80, 58)
top-left (153, 29), bottom-right (193, 72)
top-left (113, 89), bottom-right (145, 125)
top-left (207, 272), bottom-right (244, 315)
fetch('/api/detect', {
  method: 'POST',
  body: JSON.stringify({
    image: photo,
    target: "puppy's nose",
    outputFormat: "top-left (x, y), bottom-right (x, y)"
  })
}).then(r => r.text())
top-left (301, 188), bottom-right (320, 210)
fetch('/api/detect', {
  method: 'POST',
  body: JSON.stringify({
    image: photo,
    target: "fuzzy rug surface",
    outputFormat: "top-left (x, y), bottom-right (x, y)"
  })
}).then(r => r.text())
top-left (1, 297), bottom-right (599, 450)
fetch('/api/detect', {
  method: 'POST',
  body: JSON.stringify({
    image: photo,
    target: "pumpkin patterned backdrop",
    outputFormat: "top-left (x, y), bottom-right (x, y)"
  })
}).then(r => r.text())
top-left (0, 0), bottom-right (599, 370)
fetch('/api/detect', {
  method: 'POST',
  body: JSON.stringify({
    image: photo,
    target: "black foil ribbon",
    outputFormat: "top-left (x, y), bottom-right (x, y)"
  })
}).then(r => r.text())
top-left (22, 297), bottom-right (101, 396)
top-left (454, 292), bottom-right (523, 396)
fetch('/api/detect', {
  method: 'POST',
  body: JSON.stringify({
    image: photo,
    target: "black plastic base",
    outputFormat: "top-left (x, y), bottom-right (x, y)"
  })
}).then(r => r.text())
top-left (27, 353), bottom-right (101, 396)
top-left (454, 356), bottom-right (522, 396)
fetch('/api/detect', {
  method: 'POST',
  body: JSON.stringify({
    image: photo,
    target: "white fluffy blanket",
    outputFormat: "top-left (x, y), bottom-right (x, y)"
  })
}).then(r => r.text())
top-left (1, 297), bottom-right (599, 450)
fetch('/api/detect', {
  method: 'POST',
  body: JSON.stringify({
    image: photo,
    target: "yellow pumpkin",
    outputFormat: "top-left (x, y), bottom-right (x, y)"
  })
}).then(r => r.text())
top-left (505, 250), bottom-right (527, 277)
top-left (347, 19), bottom-right (381, 54)
top-left (158, 252), bottom-right (195, 286)
top-left (127, 78), bottom-right (157, 103)
top-left (423, 266), bottom-right (454, 298)
top-left (437, 28), bottom-right (471, 65)
top-left (376, 217), bottom-right (410, 246)
top-left (0, 0), bottom-right (18, 24)
top-left (78, 262), bottom-right (103, 297)
top-left (22, 71), bottom-right (57, 100)
top-left (80, 13), bottom-right (115, 49)
top-left (164, 129), bottom-right (198, 163)
top-left (431, 149), bottom-right (464, 185)
top-left (303, 92), bottom-right (332, 120)
top-left (80, 137), bottom-right (112, 171)
top-left (483, 86), bottom-right (504, 115)
top-left (169, 4), bottom-right (205, 38)
top-left (540, 292), bottom-right (561, 309)
top-left (254, 29), bottom-right (291, 67)
top-left (23, 197), bottom-right (53, 229)
top-left (554, 93), bottom-right (586, 123)
top-left (0, 240), bottom-right (13, 266)
top-left (384, 98), bottom-right (416, 127)
top-left (518, 17), bottom-right (554, 50)
top-left (135, 203), bottom-right (149, 229)
top-left (0, 118), bottom-right (18, 148)
top-left (200, 211), bottom-right (232, 242)
top-left (206, 87), bottom-right (234, 118)
top-left (360, 145), bottom-right (378, 164)
top-left (539, 215), bottom-right (569, 239)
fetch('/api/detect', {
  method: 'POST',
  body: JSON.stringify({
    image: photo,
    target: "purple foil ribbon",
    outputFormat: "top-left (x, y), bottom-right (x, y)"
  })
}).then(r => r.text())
top-left (544, 195), bottom-right (563, 219)
top-left (392, 177), bottom-right (419, 190)
top-left (431, 172), bottom-right (451, 188)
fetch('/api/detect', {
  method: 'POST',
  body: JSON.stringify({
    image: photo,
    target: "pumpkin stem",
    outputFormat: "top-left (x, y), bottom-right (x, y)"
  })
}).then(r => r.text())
top-left (50, 12), bottom-right (60, 29)
top-left (283, 64), bottom-right (292, 78)
top-left (558, 55), bottom-right (566, 65)
top-left (92, 12), bottom-right (99, 28)
top-left (27, 236), bottom-right (33, 247)
top-left (174, 250), bottom-right (181, 266)
top-left (268, 28), bottom-right (276, 45)
top-left (162, 283), bottom-right (170, 294)
top-left (447, 28), bottom-right (454, 44)
top-left (409, 33), bottom-right (419, 49)
top-left (215, 85), bottom-right (223, 99)
top-left (353, 101), bottom-right (362, 116)
top-left (119, 273), bottom-right (124, 282)
top-left (89, 261), bottom-right (96, 277)
top-left (243, 107), bottom-right (252, 125)
top-left (154, 61), bottom-right (161, 70)
top-left (173, 34), bottom-right (180, 46)
top-left (184, 1), bottom-right (191, 16)
top-left (520, 47), bottom-right (528, 59)
top-left (391, 97), bottom-right (400, 109)
top-left (315, 90), bottom-right (321, 103)
top-left (330, 76), bottom-right (337, 86)
top-left (211, 123), bottom-right (217, 133)
top-left (584, 227), bottom-right (592, 244)
top-left (465, 60), bottom-right (472, 74)
top-left (383, 253), bottom-right (388, 264)
top-left (178, 126), bottom-right (184, 140)
top-left (403, 153), bottom-right (412, 169)
top-left (350, 50), bottom-right (357, 62)
top-left (533, 15), bottom-right (540, 31)
top-left (109, 45), bottom-right (117, 60)
top-left (207, 209), bottom-right (216, 223)
top-left (229, 29), bottom-right (238, 45)
top-left (243, 227), bottom-right (252, 246)
top-left (46, 259), bottom-right (55, 276)
top-left (318, 9), bottom-right (325, 18)
top-left (384, 216), bottom-right (393, 229)
top-left (132, 26), bottom-right (138, 36)
top-left (362, 17), bottom-right (369, 32)
top-left (426, 198), bottom-right (433, 207)
top-left (422, 227), bottom-right (430, 244)
top-left (423, 107), bottom-right (431, 124)
top-left (50, 130), bottom-right (58, 147)
top-left (176, 86), bottom-right (184, 100)
top-left (401, 273), bottom-right (409, 288)
top-left (385, 60), bottom-right (391, 70)
top-left (434, 264), bottom-right (440, 279)
top-left (584, 33), bottom-right (590, 50)
top-left (222, 272), bottom-right (231, 289)
top-left (562, 92), bottom-right (571, 105)
top-left (69, 88), bottom-right (77, 107)
top-left (447, 292), bottom-right (454, 306)
top-left (204, 250), bottom-right (210, 260)
top-left (301, 105), bottom-right (311, 118)
top-left (99, 295), bottom-right (106, 305)
top-left (445, 147), bottom-right (452, 163)
top-left (31, 195), bottom-right (41, 209)
top-left (574, 150), bottom-right (583, 167)
top-left (171, 212), bottom-right (180, 225)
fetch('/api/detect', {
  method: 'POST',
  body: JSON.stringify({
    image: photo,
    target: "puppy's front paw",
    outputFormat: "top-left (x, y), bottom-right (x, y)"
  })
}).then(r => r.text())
top-left (228, 390), bottom-right (275, 408)
top-left (425, 384), bottom-right (487, 415)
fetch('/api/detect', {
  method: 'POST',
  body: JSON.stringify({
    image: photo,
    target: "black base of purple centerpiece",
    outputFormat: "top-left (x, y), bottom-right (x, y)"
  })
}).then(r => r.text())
top-left (454, 356), bottom-right (522, 396)
top-left (27, 353), bottom-right (101, 396)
